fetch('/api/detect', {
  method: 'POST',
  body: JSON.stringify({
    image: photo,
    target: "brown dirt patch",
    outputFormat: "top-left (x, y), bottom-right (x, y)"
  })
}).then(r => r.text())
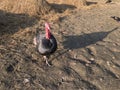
top-left (0, 0), bottom-right (120, 90)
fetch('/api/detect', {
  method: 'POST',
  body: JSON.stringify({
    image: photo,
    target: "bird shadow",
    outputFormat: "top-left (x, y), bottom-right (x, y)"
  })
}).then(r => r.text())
top-left (62, 27), bottom-right (119, 49)
top-left (0, 10), bottom-right (38, 36)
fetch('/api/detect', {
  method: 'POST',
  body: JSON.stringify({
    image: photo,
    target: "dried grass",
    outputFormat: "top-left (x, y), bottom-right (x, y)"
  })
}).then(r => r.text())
top-left (47, 0), bottom-right (87, 8)
top-left (0, 0), bottom-right (52, 15)
top-left (0, 0), bottom-right (86, 18)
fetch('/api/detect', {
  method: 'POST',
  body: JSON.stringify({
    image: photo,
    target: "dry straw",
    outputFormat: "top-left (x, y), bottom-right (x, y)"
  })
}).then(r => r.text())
top-left (47, 0), bottom-right (86, 8)
top-left (0, 0), bottom-right (86, 15)
top-left (0, 0), bottom-right (52, 15)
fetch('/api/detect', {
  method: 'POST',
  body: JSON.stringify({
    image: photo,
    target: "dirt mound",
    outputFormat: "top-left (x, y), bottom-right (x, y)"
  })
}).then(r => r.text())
top-left (47, 0), bottom-right (87, 8)
top-left (0, 0), bottom-right (87, 20)
top-left (0, 0), bottom-right (52, 15)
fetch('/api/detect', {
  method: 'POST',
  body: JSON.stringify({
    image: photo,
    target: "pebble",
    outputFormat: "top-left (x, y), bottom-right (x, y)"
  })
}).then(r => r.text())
top-left (68, 49), bottom-right (72, 52)
top-left (107, 61), bottom-right (110, 66)
top-left (112, 56), bottom-right (115, 59)
top-left (87, 46), bottom-right (97, 56)
top-left (23, 78), bottom-right (29, 84)
top-left (90, 58), bottom-right (95, 61)
top-left (99, 78), bottom-right (103, 82)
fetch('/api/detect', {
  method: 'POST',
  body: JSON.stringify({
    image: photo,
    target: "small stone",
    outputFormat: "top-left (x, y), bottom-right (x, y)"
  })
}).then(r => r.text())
top-left (107, 61), bottom-right (110, 66)
top-left (68, 49), bottom-right (72, 52)
top-left (112, 65), bottom-right (116, 68)
top-left (112, 56), bottom-right (115, 59)
top-left (74, 54), bottom-right (77, 58)
top-left (23, 78), bottom-right (29, 84)
top-left (90, 58), bottom-right (95, 61)
top-left (100, 78), bottom-right (103, 82)
top-left (87, 46), bottom-right (97, 56)
top-left (77, 55), bottom-right (91, 64)
top-left (85, 63), bottom-right (90, 66)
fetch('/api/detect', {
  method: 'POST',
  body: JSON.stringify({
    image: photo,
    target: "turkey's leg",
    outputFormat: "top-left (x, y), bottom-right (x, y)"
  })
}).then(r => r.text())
top-left (43, 56), bottom-right (51, 66)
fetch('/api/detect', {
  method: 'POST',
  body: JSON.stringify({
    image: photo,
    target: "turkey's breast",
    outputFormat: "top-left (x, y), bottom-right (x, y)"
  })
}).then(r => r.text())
top-left (36, 34), bottom-right (57, 55)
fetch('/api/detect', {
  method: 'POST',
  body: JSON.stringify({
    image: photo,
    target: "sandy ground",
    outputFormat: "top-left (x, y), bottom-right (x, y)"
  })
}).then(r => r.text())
top-left (0, 1), bottom-right (120, 90)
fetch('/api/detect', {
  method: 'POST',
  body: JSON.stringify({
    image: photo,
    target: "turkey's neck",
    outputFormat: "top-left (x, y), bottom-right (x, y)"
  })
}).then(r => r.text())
top-left (45, 28), bottom-right (51, 39)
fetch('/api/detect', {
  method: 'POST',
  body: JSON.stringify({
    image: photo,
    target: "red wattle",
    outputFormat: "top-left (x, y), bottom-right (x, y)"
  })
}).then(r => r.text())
top-left (45, 22), bottom-right (51, 39)
top-left (46, 28), bottom-right (51, 39)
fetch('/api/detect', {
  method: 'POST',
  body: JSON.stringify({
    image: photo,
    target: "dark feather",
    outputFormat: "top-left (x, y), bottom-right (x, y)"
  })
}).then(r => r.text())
top-left (35, 33), bottom-right (57, 55)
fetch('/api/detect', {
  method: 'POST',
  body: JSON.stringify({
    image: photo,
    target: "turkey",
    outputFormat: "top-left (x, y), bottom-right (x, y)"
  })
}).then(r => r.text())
top-left (33, 22), bottom-right (57, 66)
